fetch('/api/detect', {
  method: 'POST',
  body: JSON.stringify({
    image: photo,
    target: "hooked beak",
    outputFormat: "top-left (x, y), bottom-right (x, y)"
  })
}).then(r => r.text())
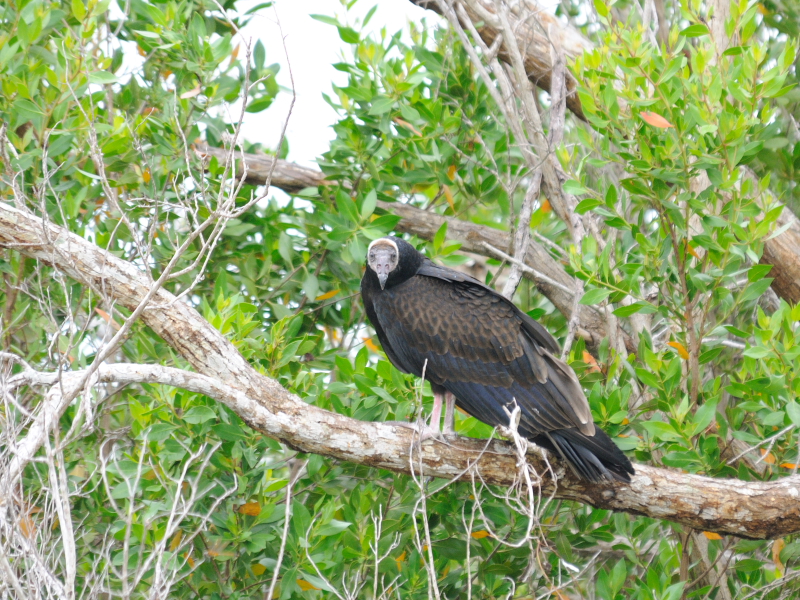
top-left (369, 243), bottom-right (397, 290)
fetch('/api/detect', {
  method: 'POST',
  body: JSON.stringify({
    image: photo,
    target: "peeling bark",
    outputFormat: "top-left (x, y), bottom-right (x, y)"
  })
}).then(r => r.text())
top-left (2, 201), bottom-right (800, 539)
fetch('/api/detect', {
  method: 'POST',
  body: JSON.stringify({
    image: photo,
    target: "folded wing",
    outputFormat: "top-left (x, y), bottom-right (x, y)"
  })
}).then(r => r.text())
top-left (372, 266), bottom-right (595, 438)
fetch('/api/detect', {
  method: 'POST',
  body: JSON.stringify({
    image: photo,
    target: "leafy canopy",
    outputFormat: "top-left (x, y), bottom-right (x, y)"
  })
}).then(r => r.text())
top-left (1, 0), bottom-right (800, 598)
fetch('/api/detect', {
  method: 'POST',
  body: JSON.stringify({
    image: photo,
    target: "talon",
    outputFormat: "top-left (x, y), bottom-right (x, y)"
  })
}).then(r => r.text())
top-left (417, 425), bottom-right (444, 442)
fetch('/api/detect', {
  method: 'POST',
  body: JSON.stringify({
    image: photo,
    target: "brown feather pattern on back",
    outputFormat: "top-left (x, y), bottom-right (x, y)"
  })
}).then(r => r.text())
top-left (373, 275), bottom-right (593, 434)
top-left (360, 236), bottom-right (634, 482)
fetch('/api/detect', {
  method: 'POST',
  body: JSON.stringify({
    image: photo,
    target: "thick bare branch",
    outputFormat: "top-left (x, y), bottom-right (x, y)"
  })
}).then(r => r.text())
top-left (200, 142), bottom-right (800, 350)
top-left (2, 202), bottom-right (800, 539)
top-left (194, 144), bottom-right (326, 195)
top-left (198, 145), bottom-right (622, 350)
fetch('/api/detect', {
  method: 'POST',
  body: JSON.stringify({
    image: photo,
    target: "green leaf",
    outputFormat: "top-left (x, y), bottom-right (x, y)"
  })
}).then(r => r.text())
top-left (563, 180), bottom-right (589, 195)
top-left (360, 189), bottom-right (377, 219)
top-left (681, 24), bottom-right (709, 37)
top-left (433, 221), bottom-right (447, 250)
top-left (787, 401), bottom-right (800, 427)
top-left (337, 26), bottom-right (359, 44)
top-left (13, 98), bottom-right (44, 120)
top-left (244, 2), bottom-right (273, 15)
top-left (278, 231), bottom-right (294, 264)
top-left (368, 96), bottom-right (395, 115)
top-left (212, 422), bottom-right (247, 441)
top-left (246, 95), bottom-right (275, 113)
top-left (691, 400), bottom-right (718, 436)
top-left (363, 5), bottom-right (377, 26)
top-left (620, 178), bottom-right (651, 196)
top-left (724, 325), bottom-right (750, 338)
top-left (740, 278), bottom-right (773, 302)
top-left (309, 14), bottom-right (338, 26)
top-left (722, 45), bottom-right (745, 56)
top-left (642, 420), bottom-right (683, 442)
top-left (593, 0), bottom-right (609, 18)
top-left (143, 423), bottom-right (177, 441)
top-left (183, 406), bottom-right (217, 424)
top-left (699, 347), bottom-right (723, 364)
top-left (316, 519), bottom-right (352, 537)
top-left (781, 542), bottom-right (800, 565)
top-left (735, 559), bottom-right (765, 573)
top-left (579, 288), bottom-right (612, 305)
top-left (613, 301), bottom-right (657, 317)
top-left (303, 273), bottom-right (319, 300)
top-left (71, 0), bottom-right (87, 20)
top-left (614, 436), bottom-right (639, 451)
top-left (636, 368), bottom-right (660, 389)
top-left (605, 185), bottom-right (617, 207)
top-left (575, 198), bottom-right (602, 214)
top-left (224, 221), bottom-right (257, 237)
top-left (370, 214), bottom-right (402, 232)
top-left (747, 264), bottom-right (772, 282)
top-left (663, 582), bottom-right (686, 600)
top-left (336, 191), bottom-right (360, 223)
top-left (335, 355), bottom-right (354, 378)
top-left (657, 56), bottom-right (686, 85)
top-left (370, 386), bottom-right (398, 405)
top-left (89, 70), bottom-right (119, 84)
top-left (743, 346), bottom-right (771, 359)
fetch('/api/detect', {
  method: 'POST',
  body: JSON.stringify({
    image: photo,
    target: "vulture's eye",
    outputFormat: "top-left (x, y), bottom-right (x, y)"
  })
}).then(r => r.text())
top-left (390, 253), bottom-right (396, 261)
top-left (369, 253), bottom-right (375, 261)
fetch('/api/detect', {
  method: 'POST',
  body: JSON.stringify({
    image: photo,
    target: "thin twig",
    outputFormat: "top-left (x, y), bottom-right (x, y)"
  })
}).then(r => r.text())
top-left (266, 458), bottom-right (307, 600)
top-left (482, 242), bottom-right (574, 295)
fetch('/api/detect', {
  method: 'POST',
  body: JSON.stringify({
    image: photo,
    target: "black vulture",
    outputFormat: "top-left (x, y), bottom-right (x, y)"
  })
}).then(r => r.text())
top-left (360, 236), bottom-right (634, 483)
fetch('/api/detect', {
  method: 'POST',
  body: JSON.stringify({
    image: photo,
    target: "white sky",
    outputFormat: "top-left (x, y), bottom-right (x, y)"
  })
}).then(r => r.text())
top-left (234, 0), bottom-right (434, 168)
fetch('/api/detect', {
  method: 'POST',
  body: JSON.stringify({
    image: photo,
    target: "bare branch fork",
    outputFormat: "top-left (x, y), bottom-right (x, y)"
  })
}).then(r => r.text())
top-left (2, 203), bottom-right (800, 539)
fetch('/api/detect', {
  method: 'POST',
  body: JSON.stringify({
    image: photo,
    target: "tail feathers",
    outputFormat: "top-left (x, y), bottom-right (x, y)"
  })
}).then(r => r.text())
top-left (534, 428), bottom-right (635, 483)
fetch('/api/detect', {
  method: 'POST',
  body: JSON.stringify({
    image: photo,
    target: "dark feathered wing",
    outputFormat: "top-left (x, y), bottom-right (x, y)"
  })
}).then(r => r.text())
top-left (371, 260), bottom-right (634, 482)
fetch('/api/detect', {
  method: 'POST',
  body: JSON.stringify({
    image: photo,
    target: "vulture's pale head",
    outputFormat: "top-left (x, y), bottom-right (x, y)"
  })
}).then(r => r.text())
top-left (367, 238), bottom-right (399, 290)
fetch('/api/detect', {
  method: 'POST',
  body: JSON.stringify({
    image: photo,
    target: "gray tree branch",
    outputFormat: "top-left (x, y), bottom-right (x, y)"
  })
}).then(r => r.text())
top-left (2, 201), bottom-right (800, 539)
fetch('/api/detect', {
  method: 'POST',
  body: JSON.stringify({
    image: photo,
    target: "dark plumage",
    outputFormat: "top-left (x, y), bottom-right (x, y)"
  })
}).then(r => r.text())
top-left (361, 236), bottom-right (634, 483)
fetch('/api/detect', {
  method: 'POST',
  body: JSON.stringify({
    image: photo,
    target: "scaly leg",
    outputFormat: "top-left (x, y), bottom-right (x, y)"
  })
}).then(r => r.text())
top-left (386, 391), bottom-right (447, 442)
top-left (416, 391), bottom-right (445, 441)
top-left (443, 392), bottom-right (456, 436)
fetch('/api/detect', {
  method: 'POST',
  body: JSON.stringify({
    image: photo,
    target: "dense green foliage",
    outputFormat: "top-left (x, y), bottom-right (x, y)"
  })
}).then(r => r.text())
top-left (1, 0), bottom-right (800, 598)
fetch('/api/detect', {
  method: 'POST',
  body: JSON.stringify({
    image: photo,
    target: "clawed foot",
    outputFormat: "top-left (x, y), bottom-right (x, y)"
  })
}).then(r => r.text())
top-left (385, 391), bottom-right (458, 442)
top-left (416, 424), bottom-right (446, 442)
